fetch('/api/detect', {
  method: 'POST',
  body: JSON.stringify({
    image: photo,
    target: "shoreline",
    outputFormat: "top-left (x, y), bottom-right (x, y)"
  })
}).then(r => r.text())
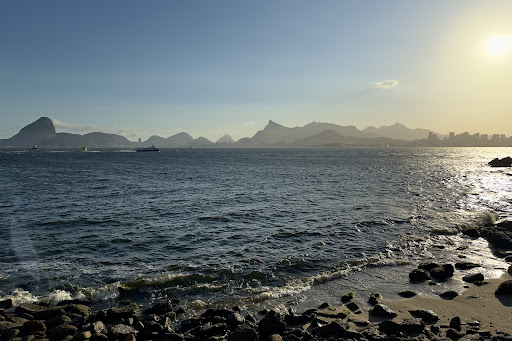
top-left (1, 265), bottom-right (512, 340)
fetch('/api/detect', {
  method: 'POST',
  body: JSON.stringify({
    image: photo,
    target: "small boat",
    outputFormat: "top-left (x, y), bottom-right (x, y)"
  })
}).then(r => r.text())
top-left (136, 145), bottom-right (160, 152)
top-left (31, 146), bottom-right (38, 150)
top-left (80, 146), bottom-right (88, 152)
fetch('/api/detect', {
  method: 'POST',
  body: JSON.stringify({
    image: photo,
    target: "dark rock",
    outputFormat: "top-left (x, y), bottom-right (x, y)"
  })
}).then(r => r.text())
top-left (284, 312), bottom-right (310, 325)
top-left (143, 300), bottom-right (174, 315)
top-left (227, 325), bottom-right (258, 341)
top-left (245, 314), bottom-right (256, 324)
top-left (497, 220), bottom-right (512, 230)
top-left (179, 318), bottom-right (202, 333)
top-left (409, 309), bottom-right (440, 323)
top-left (317, 302), bottom-right (330, 309)
top-left (57, 299), bottom-right (91, 306)
top-left (505, 255), bottom-right (512, 262)
top-left (201, 322), bottom-right (228, 338)
top-left (175, 307), bottom-right (186, 316)
top-left (449, 316), bottom-right (462, 331)
top-left (2, 328), bottom-right (20, 340)
top-left (485, 227), bottom-right (512, 249)
top-left (418, 262), bottom-right (439, 271)
top-left (313, 320), bottom-right (350, 339)
top-left (107, 303), bottom-right (141, 320)
top-left (12, 305), bottom-right (60, 321)
top-left (430, 264), bottom-right (454, 280)
top-left (398, 290), bottom-right (417, 298)
top-left (508, 265), bottom-right (512, 276)
top-left (401, 318), bottom-right (425, 334)
top-left (47, 323), bottom-right (78, 339)
top-left (463, 273), bottom-right (485, 283)
top-left (257, 308), bottom-right (286, 337)
top-left (62, 303), bottom-right (91, 317)
top-left (0, 299), bottom-right (12, 309)
top-left (109, 324), bottom-right (136, 338)
top-left (369, 304), bottom-right (397, 318)
top-left (409, 269), bottom-right (431, 282)
top-left (446, 328), bottom-right (464, 340)
top-left (21, 320), bottom-right (46, 334)
top-left (227, 312), bottom-right (244, 327)
top-left (368, 292), bottom-right (382, 305)
top-left (489, 157), bottom-right (512, 167)
top-left (461, 226), bottom-right (480, 238)
top-left (341, 292), bottom-right (354, 303)
top-left (495, 280), bottom-right (512, 295)
top-left (378, 320), bottom-right (401, 335)
top-left (440, 290), bottom-right (459, 300)
top-left (201, 308), bottom-right (233, 320)
top-left (455, 262), bottom-right (480, 270)
top-left (45, 314), bottom-right (72, 329)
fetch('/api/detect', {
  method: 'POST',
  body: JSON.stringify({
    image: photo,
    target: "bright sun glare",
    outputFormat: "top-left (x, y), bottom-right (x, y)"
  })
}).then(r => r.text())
top-left (486, 34), bottom-right (512, 57)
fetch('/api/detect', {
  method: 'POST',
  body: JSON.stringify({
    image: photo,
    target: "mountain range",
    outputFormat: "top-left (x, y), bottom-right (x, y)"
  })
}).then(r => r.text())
top-left (0, 117), bottom-right (436, 148)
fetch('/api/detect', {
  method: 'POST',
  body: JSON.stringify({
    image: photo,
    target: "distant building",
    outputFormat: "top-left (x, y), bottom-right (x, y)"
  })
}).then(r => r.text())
top-left (138, 138), bottom-right (142, 143)
top-left (428, 132), bottom-right (439, 140)
top-left (480, 134), bottom-right (488, 141)
top-left (449, 132), bottom-right (455, 140)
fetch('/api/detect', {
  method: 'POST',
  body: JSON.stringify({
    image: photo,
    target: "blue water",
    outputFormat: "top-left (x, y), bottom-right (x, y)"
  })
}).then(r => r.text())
top-left (0, 147), bottom-right (511, 311)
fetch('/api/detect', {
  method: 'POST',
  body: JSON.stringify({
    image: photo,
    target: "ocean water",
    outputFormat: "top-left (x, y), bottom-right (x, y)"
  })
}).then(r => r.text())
top-left (0, 147), bottom-right (511, 312)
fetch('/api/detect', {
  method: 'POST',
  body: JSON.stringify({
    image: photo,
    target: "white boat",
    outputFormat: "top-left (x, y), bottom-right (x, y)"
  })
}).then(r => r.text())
top-left (136, 145), bottom-right (160, 152)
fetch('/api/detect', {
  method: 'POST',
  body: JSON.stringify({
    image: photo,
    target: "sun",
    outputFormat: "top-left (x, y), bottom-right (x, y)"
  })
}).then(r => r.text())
top-left (486, 35), bottom-right (512, 57)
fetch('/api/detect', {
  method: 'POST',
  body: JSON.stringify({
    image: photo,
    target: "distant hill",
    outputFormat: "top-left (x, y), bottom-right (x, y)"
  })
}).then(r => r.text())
top-left (0, 116), bottom-right (443, 149)
top-left (0, 117), bottom-right (56, 147)
top-left (362, 123), bottom-right (435, 141)
top-left (246, 120), bottom-right (377, 145)
top-left (216, 134), bottom-right (233, 144)
top-left (294, 130), bottom-right (407, 147)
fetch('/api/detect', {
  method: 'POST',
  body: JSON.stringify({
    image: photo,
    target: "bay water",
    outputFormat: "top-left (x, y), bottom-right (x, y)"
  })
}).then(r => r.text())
top-left (1, 147), bottom-right (511, 313)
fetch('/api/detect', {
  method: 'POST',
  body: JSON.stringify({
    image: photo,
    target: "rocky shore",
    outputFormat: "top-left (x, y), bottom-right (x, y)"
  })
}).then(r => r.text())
top-left (2, 220), bottom-right (512, 341)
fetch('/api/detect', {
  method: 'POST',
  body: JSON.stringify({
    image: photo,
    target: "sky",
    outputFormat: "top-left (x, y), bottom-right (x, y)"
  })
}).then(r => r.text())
top-left (1, 0), bottom-right (511, 142)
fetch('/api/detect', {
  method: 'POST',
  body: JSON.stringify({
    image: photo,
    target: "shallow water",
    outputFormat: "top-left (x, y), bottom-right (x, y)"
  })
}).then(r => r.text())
top-left (0, 147), bottom-right (511, 311)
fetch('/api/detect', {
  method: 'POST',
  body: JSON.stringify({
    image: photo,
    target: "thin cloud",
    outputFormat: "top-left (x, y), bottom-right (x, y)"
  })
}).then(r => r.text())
top-left (244, 121), bottom-right (256, 127)
top-left (52, 119), bottom-right (100, 132)
top-left (374, 80), bottom-right (399, 89)
top-left (52, 119), bottom-right (141, 140)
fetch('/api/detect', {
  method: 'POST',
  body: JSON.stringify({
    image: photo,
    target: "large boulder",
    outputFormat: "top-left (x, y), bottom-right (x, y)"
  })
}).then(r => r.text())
top-left (430, 264), bottom-right (454, 280)
top-left (257, 307), bottom-right (287, 338)
top-left (495, 280), bottom-right (512, 295)
top-left (463, 273), bottom-right (484, 283)
top-left (409, 269), bottom-right (431, 282)
top-left (489, 157), bottom-right (512, 167)
top-left (409, 309), bottom-right (440, 323)
top-left (370, 304), bottom-right (397, 318)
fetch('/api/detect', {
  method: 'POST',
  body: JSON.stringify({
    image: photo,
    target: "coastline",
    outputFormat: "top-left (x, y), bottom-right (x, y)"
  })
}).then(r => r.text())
top-left (1, 264), bottom-right (512, 340)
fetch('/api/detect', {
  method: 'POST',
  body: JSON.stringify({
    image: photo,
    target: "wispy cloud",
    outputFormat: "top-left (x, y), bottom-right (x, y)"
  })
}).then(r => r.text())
top-left (52, 119), bottom-right (141, 140)
top-left (374, 80), bottom-right (399, 89)
top-left (52, 119), bottom-right (100, 132)
top-left (244, 121), bottom-right (255, 127)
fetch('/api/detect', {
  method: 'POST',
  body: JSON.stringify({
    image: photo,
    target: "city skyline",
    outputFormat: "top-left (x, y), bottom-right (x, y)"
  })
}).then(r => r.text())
top-left (1, 1), bottom-right (511, 141)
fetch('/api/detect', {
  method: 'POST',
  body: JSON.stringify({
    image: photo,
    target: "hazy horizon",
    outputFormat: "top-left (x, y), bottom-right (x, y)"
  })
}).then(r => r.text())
top-left (1, 1), bottom-right (511, 141)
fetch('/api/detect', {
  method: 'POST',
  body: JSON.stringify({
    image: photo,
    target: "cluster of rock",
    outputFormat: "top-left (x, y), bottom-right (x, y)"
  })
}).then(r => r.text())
top-left (462, 220), bottom-right (512, 251)
top-left (1, 282), bottom-right (512, 341)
